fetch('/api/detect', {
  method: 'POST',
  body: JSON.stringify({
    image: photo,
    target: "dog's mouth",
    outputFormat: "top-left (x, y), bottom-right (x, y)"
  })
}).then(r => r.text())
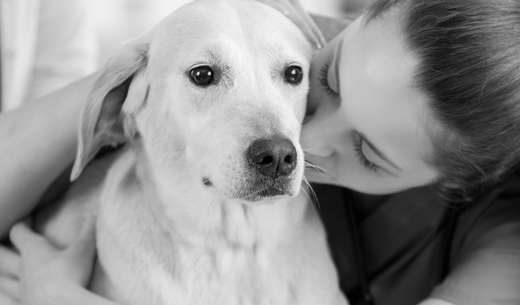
top-left (201, 174), bottom-right (298, 202)
top-left (236, 175), bottom-right (298, 202)
top-left (239, 188), bottom-right (290, 202)
top-left (245, 186), bottom-right (292, 202)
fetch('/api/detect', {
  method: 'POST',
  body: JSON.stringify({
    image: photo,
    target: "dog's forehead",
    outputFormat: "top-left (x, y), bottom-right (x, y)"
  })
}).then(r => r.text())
top-left (148, 0), bottom-right (311, 62)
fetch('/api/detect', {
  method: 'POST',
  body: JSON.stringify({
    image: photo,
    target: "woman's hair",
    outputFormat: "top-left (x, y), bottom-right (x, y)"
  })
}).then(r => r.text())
top-left (366, 0), bottom-right (520, 203)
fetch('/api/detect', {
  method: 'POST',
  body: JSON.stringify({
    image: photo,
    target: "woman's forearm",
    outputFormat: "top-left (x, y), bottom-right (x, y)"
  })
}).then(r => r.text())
top-left (0, 73), bottom-right (98, 238)
top-left (52, 283), bottom-right (121, 305)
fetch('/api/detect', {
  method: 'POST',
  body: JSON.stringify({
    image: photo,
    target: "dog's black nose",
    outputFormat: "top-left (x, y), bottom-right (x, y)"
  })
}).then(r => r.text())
top-left (247, 136), bottom-right (297, 178)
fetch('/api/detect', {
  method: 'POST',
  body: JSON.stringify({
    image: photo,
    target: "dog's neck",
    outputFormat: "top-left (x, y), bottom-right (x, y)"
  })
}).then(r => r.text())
top-left (161, 189), bottom-right (307, 250)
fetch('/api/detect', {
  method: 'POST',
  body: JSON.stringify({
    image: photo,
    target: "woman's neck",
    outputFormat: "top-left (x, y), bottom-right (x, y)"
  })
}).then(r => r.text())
top-left (350, 190), bottom-right (391, 221)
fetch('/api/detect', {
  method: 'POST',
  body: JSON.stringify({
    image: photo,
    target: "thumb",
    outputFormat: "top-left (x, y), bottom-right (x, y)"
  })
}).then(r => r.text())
top-left (257, 0), bottom-right (326, 49)
top-left (9, 219), bottom-right (48, 254)
top-left (287, 0), bottom-right (326, 48)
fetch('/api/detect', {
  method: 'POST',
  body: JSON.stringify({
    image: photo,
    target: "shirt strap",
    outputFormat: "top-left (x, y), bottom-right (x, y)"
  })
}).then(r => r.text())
top-left (0, 2), bottom-right (3, 112)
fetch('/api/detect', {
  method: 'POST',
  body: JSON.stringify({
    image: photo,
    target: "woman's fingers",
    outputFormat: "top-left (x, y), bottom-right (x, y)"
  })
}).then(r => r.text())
top-left (10, 220), bottom-right (49, 255)
top-left (0, 276), bottom-right (20, 302)
top-left (286, 0), bottom-right (326, 47)
top-left (0, 246), bottom-right (20, 279)
top-left (9, 220), bottom-right (34, 252)
top-left (0, 293), bottom-right (20, 305)
top-left (4, 217), bottom-right (98, 305)
top-left (257, 0), bottom-right (326, 49)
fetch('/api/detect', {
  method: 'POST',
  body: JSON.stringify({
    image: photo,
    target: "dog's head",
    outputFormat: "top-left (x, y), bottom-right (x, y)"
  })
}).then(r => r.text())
top-left (71, 0), bottom-right (312, 203)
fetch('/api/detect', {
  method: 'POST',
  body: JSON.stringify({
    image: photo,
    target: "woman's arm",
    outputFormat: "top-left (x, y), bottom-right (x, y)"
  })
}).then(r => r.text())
top-left (43, 285), bottom-right (121, 305)
top-left (0, 73), bottom-right (98, 239)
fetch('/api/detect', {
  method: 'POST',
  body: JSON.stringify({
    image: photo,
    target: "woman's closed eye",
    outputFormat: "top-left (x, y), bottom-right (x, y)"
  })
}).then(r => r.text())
top-left (318, 63), bottom-right (339, 98)
top-left (354, 136), bottom-right (381, 172)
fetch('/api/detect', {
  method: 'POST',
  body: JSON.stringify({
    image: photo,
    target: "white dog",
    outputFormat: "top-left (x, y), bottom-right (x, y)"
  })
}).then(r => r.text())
top-left (38, 0), bottom-right (347, 304)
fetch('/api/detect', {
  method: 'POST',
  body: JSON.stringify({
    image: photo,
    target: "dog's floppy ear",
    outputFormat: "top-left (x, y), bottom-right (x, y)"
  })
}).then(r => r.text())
top-left (71, 39), bottom-right (149, 181)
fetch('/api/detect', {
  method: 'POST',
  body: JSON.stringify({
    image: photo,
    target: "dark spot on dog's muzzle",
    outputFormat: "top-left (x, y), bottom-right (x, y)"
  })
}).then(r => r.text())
top-left (202, 177), bottom-right (213, 187)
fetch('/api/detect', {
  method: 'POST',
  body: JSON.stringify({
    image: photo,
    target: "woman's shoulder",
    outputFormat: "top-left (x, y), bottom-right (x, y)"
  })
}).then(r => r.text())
top-left (432, 195), bottom-right (520, 304)
top-left (454, 194), bottom-right (520, 253)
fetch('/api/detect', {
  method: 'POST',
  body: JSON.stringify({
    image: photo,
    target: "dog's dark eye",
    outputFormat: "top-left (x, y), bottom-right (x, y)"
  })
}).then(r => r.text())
top-left (284, 66), bottom-right (303, 85)
top-left (189, 66), bottom-right (214, 86)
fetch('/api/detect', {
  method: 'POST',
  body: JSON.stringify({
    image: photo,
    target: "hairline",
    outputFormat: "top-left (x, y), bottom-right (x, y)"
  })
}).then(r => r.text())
top-left (362, 1), bottom-right (444, 173)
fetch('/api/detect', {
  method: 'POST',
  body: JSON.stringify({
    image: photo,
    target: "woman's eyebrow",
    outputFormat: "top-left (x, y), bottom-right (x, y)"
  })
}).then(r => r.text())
top-left (359, 132), bottom-right (404, 172)
top-left (333, 38), bottom-right (345, 95)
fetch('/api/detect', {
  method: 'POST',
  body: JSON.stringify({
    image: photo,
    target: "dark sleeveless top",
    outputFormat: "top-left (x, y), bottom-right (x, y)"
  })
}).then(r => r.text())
top-left (313, 183), bottom-right (520, 305)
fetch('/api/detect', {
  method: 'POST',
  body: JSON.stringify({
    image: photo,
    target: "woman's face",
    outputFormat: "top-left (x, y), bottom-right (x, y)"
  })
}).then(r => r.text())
top-left (301, 14), bottom-right (439, 194)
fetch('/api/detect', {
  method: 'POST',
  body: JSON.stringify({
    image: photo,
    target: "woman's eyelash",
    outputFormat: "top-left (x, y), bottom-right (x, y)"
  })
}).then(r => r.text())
top-left (318, 63), bottom-right (339, 97)
top-left (354, 138), bottom-right (380, 172)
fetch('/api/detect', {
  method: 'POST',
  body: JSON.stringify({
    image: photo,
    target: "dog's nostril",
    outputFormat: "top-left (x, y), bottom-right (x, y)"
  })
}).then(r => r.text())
top-left (259, 156), bottom-right (273, 166)
top-left (247, 136), bottom-right (297, 178)
top-left (284, 155), bottom-right (294, 164)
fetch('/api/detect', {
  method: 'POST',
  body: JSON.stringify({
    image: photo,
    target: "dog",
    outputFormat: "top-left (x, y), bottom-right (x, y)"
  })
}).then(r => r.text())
top-left (37, 0), bottom-right (347, 304)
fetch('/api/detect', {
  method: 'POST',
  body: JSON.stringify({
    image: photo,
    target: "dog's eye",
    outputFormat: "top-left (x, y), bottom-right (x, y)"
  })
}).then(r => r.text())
top-left (189, 66), bottom-right (214, 86)
top-left (284, 66), bottom-right (303, 85)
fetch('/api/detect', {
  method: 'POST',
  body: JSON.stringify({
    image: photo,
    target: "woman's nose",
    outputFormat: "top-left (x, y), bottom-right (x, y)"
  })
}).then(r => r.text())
top-left (301, 102), bottom-right (344, 157)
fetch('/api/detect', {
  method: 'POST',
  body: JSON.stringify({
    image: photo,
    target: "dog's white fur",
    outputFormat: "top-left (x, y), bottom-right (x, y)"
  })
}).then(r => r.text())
top-left (38, 0), bottom-right (347, 304)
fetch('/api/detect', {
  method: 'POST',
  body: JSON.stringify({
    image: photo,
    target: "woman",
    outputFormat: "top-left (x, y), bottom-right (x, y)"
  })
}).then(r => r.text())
top-left (1, 0), bottom-right (520, 304)
top-left (304, 1), bottom-right (520, 304)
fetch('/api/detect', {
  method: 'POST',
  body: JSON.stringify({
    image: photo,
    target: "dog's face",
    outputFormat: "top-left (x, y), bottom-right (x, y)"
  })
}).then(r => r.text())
top-left (72, 0), bottom-right (312, 203)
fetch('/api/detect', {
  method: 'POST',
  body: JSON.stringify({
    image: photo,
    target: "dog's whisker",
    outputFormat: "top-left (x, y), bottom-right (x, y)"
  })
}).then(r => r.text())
top-left (301, 176), bottom-right (320, 211)
top-left (301, 117), bottom-right (312, 125)
top-left (305, 178), bottom-right (320, 210)
top-left (304, 161), bottom-right (322, 173)
top-left (304, 160), bottom-right (337, 180)
top-left (305, 161), bottom-right (333, 177)
top-left (300, 185), bottom-right (314, 211)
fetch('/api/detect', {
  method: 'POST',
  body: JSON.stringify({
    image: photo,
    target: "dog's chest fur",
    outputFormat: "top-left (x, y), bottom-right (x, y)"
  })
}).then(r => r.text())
top-left (87, 150), bottom-right (339, 305)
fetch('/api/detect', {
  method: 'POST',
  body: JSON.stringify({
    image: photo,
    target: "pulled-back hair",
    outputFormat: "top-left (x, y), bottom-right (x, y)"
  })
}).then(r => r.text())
top-left (366, 0), bottom-right (520, 203)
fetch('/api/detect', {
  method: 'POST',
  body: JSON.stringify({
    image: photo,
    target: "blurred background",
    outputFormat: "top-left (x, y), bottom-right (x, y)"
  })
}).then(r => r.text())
top-left (89, 0), bottom-right (369, 63)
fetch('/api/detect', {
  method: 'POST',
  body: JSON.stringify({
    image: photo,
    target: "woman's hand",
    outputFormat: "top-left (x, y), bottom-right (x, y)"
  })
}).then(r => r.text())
top-left (0, 217), bottom-right (101, 305)
top-left (256, 0), bottom-right (327, 49)
top-left (0, 244), bottom-right (21, 305)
